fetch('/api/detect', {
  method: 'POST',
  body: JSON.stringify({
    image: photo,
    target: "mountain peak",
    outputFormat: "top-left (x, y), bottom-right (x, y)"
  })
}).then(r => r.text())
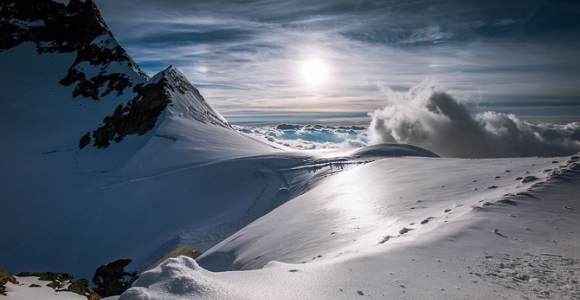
top-left (1, 0), bottom-right (231, 152)
top-left (154, 65), bottom-right (231, 129)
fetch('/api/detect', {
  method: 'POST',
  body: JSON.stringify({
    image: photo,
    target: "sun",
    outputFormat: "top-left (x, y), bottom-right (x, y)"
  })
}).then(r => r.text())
top-left (300, 59), bottom-right (329, 88)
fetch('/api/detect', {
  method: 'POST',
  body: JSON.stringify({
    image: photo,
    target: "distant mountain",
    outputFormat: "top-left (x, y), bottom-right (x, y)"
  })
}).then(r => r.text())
top-left (0, 0), bottom-right (279, 279)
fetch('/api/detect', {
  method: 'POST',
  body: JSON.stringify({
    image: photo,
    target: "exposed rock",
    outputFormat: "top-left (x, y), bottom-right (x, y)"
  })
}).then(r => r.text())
top-left (92, 259), bottom-right (136, 297)
top-left (91, 78), bottom-right (171, 148)
top-left (79, 132), bottom-right (91, 149)
top-left (47, 280), bottom-right (64, 289)
top-left (68, 278), bottom-right (102, 300)
top-left (68, 278), bottom-right (89, 295)
top-left (0, 270), bottom-right (19, 295)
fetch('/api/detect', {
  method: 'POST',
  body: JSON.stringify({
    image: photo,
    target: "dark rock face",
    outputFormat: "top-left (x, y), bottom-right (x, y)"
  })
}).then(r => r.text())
top-left (92, 259), bottom-right (136, 297)
top-left (61, 68), bottom-right (133, 100)
top-left (79, 132), bottom-right (91, 149)
top-left (68, 278), bottom-right (90, 295)
top-left (91, 78), bottom-right (172, 148)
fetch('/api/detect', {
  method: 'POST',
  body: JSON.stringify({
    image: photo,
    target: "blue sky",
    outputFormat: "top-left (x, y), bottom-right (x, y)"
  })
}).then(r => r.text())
top-left (93, 0), bottom-right (580, 123)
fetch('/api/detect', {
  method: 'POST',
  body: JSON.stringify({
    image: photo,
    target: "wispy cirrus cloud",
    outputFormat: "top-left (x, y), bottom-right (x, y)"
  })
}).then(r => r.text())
top-left (93, 0), bottom-right (580, 120)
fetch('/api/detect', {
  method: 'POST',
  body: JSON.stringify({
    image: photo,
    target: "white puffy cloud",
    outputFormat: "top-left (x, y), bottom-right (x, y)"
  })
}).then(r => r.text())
top-left (369, 81), bottom-right (580, 158)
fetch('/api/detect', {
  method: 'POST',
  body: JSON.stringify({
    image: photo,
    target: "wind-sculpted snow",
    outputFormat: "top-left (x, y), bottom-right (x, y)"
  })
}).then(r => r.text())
top-left (369, 81), bottom-right (580, 158)
top-left (350, 143), bottom-right (439, 158)
top-left (121, 257), bottom-right (243, 300)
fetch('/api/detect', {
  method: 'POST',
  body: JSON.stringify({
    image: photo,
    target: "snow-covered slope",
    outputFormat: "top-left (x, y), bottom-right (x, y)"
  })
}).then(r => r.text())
top-left (123, 154), bottom-right (580, 300)
top-left (0, 0), bottom-right (280, 280)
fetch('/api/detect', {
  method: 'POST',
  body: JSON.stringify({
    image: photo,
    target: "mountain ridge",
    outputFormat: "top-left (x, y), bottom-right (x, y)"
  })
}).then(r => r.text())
top-left (0, 0), bottom-right (280, 280)
top-left (1, 0), bottom-right (229, 151)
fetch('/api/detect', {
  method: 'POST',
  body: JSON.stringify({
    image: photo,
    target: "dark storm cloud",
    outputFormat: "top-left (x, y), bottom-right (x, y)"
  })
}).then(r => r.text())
top-left (91, 0), bottom-right (580, 118)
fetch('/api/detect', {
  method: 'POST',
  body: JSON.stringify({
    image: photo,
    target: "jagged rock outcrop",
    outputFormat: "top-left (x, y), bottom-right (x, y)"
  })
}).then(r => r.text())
top-left (92, 259), bottom-right (136, 297)
top-left (0, 270), bottom-right (18, 295)
top-left (90, 76), bottom-right (171, 148)
top-left (68, 278), bottom-right (102, 300)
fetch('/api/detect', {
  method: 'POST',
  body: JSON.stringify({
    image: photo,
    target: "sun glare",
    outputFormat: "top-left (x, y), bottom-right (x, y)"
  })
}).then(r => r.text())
top-left (300, 59), bottom-right (329, 88)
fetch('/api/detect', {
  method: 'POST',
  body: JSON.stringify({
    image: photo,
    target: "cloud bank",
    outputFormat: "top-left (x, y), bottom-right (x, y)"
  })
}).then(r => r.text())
top-left (369, 81), bottom-right (580, 158)
top-left (235, 124), bottom-right (368, 150)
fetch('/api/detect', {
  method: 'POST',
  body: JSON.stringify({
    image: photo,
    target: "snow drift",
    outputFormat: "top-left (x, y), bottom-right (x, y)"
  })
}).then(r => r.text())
top-left (369, 81), bottom-right (580, 158)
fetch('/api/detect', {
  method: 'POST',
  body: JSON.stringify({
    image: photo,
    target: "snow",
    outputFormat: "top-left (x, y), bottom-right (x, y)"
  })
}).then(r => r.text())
top-left (3, 277), bottom-right (84, 300)
top-left (121, 154), bottom-right (580, 300)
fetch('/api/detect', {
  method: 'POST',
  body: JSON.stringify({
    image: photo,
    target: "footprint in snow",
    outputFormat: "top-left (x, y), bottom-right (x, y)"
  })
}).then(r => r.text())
top-left (420, 217), bottom-right (434, 224)
top-left (399, 227), bottom-right (412, 235)
top-left (379, 236), bottom-right (392, 244)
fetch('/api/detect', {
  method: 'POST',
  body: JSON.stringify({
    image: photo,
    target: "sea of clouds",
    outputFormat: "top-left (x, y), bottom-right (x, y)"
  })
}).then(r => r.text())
top-left (235, 81), bottom-right (580, 158)
top-left (234, 124), bottom-right (368, 150)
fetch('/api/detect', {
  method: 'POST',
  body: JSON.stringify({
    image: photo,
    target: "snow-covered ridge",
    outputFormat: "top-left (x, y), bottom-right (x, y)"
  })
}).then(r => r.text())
top-left (161, 65), bottom-right (230, 129)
